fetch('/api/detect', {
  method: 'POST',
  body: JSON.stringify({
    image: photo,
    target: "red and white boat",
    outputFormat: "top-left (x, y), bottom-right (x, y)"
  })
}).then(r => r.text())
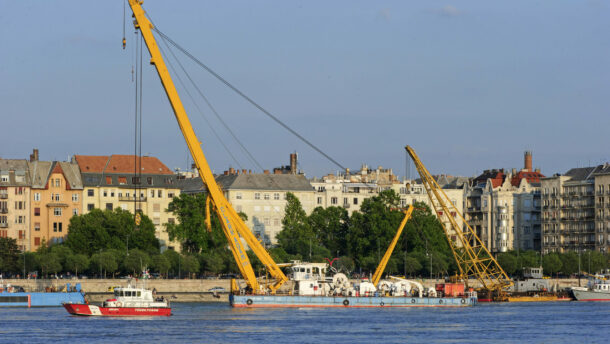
top-left (63, 285), bottom-right (171, 316)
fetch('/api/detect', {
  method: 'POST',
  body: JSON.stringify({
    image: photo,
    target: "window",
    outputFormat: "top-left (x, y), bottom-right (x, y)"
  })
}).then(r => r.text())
top-left (110, 191), bottom-right (115, 197)
top-left (317, 197), bottom-right (322, 205)
top-left (54, 208), bottom-right (62, 216)
top-left (236, 192), bottom-right (242, 200)
top-left (264, 193), bottom-right (270, 200)
top-left (158, 190), bottom-right (162, 198)
top-left (53, 222), bottom-right (58, 232)
top-left (18, 230), bottom-right (25, 240)
top-left (331, 197), bottom-right (338, 205)
top-left (72, 194), bottom-right (78, 202)
top-left (34, 193), bottom-right (41, 201)
top-left (236, 205), bottom-right (242, 212)
top-left (106, 203), bottom-right (113, 210)
top-left (54, 194), bottom-right (60, 201)
top-left (274, 206), bottom-right (280, 212)
top-left (87, 189), bottom-right (94, 197)
top-left (34, 207), bottom-right (40, 216)
top-left (168, 192), bottom-right (175, 198)
top-left (103, 190), bottom-right (108, 197)
top-left (150, 190), bottom-right (155, 198)
top-left (147, 177), bottom-right (153, 185)
top-left (55, 179), bottom-right (61, 187)
top-left (73, 208), bottom-right (78, 216)
top-left (274, 193), bottom-right (280, 200)
top-left (118, 177), bottom-right (127, 185)
top-left (34, 222), bottom-right (40, 231)
top-left (264, 218), bottom-right (270, 225)
top-left (254, 206), bottom-right (261, 212)
top-left (343, 198), bottom-right (348, 205)
top-left (0, 175), bottom-right (7, 182)
top-left (87, 204), bottom-right (94, 211)
top-left (153, 218), bottom-right (160, 225)
top-left (264, 206), bottom-right (270, 212)
top-left (0, 230), bottom-right (7, 238)
top-left (106, 176), bottom-right (112, 185)
top-left (34, 237), bottom-right (40, 245)
top-left (254, 193), bottom-right (261, 200)
top-left (273, 218), bottom-right (280, 226)
top-left (132, 177), bottom-right (141, 184)
top-left (168, 218), bottom-right (175, 224)
top-left (353, 198), bottom-right (358, 205)
top-left (17, 216), bottom-right (24, 224)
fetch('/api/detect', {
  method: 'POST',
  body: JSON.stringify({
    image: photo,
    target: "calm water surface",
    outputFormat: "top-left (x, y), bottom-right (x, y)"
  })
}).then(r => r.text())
top-left (0, 302), bottom-right (608, 343)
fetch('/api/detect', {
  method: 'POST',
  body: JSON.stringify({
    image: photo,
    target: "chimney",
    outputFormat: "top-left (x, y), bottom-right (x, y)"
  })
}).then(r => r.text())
top-left (224, 170), bottom-right (229, 175)
top-left (263, 170), bottom-right (270, 175)
top-left (524, 151), bottom-right (532, 172)
top-left (248, 170), bottom-right (252, 174)
top-left (30, 148), bottom-right (39, 162)
top-left (290, 153), bottom-right (297, 175)
top-left (242, 169), bottom-right (247, 175)
top-left (274, 168), bottom-right (282, 175)
top-left (229, 167), bottom-right (235, 175)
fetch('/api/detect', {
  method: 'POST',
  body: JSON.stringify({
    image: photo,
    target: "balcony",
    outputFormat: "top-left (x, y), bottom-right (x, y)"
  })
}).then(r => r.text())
top-left (0, 223), bottom-right (7, 228)
top-left (0, 193), bottom-right (7, 199)
top-left (0, 208), bottom-right (8, 214)
top-left (118, 196), bottom-right (147, 202)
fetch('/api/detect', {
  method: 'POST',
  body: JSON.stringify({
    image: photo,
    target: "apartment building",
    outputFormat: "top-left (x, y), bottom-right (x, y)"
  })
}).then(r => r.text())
top-left (0, 159), bottom-right (31, 251)
top-left (542, 164), bottom-right (610, 254)
top-left (29, 158), bottom-right (83, 250)
top-left (464, 152), bottom-right (543, 253)
top-left (74, 155), bottom-right (181, 251)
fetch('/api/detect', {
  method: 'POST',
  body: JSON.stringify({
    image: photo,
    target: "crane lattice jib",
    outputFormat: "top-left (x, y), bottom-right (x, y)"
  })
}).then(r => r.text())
top-left (128, 0), bottom-right (287, 293)
top-left (371, 205), bottom-right (414, 287)
top-left (405, 146), bottom-right (513, 292)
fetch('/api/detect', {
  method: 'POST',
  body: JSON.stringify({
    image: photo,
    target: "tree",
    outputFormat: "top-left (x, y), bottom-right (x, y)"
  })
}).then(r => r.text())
top-left (66, 208), bottom-right (159, 256)
top-left (308, 206), bottom-right (349, 257)
top-left (403, 256), bottom-right (422, 276)
top-left (0, 237), bottom-right (20, 273)
top-left (165, 193), bottom-right (227, 254)
top-left (162, 249), bottom-right (181, 276)
top-left (542, 253), bottom-right (562, 276)
top-left (123, 249), bottom-right (151, 275)
top-left (36, 253), bottom-right (61, 278)
top-left (559, 251), bottom-right (579, 276)
top-left (151, 255), bottom-right (171, 278)
top-left (65, 254), bottom-right (89, 277)
top-left (91, 251), bottom-right (118, 278)
top-left (497, 252), bottom-right (518, 275)
top-left (50, 245), bottom-right (74, 271)
top-left (276, 192), bottom-right (320, 259)
top-left (334, 256), bottom-right (355, 275)
top-left (181, 255), bottom-right (200, 278)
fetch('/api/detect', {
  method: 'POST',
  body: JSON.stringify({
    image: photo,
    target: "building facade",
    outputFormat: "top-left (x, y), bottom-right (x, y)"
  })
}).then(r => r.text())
top-left (29, 159), bottom-right (83, 250)
top-left (542, 164), bottom-right (610, 254)
top-left (74, 155), bottom-right (181, 251)
top-left (0, 159), bottom-right (31, 251)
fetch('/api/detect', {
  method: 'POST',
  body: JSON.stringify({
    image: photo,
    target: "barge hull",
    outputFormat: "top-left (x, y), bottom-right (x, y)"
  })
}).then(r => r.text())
top-left (230, 295), bottom-right (476, 308)
top-left (0, 292), bottom-right (85, 307)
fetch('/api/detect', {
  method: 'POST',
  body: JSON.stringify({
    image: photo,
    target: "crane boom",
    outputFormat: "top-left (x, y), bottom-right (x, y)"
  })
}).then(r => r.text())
top-left (128, 0), bottom-right (287, 293)
top-left (371, 205), bottom-right (414, 287)
top-left (405, 146), bottom-right (513, 294)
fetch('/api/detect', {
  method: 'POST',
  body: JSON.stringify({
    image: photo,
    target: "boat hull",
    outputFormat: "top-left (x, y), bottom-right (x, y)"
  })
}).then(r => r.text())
top-left (572, 289), bottom-right (610, 301)
top-left (230, 294), bottom-right (476, 308)
top-left (0, 292), bottom-right (85, 307)
top-left (63, 303), bottom-right (171, 316)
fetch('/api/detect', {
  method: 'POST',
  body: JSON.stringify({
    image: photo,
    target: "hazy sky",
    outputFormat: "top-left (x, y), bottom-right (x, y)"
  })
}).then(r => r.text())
top-left (1, 1), bottom-right (608, 179)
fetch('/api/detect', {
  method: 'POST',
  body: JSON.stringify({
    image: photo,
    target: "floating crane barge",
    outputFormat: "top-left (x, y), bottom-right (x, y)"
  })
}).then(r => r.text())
top-left (128, 0), bottom-right (476, 308)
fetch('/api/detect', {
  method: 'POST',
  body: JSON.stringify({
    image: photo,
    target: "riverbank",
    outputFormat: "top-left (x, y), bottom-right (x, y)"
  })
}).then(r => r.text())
top-left (2, 277), bottom-right (585, 302)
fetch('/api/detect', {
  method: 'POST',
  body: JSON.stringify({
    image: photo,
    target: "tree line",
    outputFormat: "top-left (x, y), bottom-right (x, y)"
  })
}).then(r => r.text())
top-left (1, 191), bottom-right (608, 279)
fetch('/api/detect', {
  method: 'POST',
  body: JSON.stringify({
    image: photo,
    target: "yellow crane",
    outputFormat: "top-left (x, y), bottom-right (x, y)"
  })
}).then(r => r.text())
top-left (405, 146), bottom-right (513, 297)
top-left (371, 206), bottom-right (414, 287)
top-left (127, 0), bottom-right (287, 294)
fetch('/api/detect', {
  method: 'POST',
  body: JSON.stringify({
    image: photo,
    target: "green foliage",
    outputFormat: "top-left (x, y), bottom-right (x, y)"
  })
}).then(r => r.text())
top-left (559, 252), bottom-right (579, 275)
top-left (0, 237), bottom-right (20, 273)
top-left (165, 193), bottom-right (227, 254)
top-left (123, 249), bottom-right (151, 275)
top-left (181, 255), bottom-right (200, 277)
top-left (90, 251), bottom-right (118, 278)
top-left (542, 253), bottom-right (563, 275)
top-left (334, 256), bottom-right (355, 274)
top-left (497, 252), bottom-right (518, 275)
top-left (65, 254), bottom-right (89, 277)
top-left (402, 256), bottom-right (422, 276)
top-left (151, 255), bottom-right (171, 277)
top-left (66, 208), bottom-right (159, 256)
top-left (36, 252), bottom-right (61, 277)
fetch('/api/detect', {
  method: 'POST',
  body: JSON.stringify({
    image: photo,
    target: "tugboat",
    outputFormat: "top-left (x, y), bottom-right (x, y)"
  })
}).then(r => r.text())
top-left (572, 276), bottom-right (610, 301)
top-left (63, 285), bottom-right (171, 316)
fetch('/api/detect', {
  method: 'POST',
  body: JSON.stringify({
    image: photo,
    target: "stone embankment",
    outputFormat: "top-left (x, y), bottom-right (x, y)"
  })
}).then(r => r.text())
top-left (3, 277), bottom-right (584, 302)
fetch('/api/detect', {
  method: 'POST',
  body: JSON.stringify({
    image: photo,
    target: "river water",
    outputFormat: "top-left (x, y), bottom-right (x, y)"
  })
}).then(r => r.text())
top-left (0, 302), bottom-right (608, 343)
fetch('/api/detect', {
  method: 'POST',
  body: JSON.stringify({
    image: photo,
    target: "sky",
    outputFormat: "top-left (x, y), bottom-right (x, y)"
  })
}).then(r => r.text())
top-left (0, 1), bottom-right (608, 179)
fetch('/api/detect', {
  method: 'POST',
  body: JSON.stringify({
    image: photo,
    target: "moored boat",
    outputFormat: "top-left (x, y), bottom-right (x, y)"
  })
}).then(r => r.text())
top-left (63, 285), bottom-right (171, 316)
top-left (572, 280), bottom-right (610, 301)
top-left (0, 281), bottom-right (85, 307)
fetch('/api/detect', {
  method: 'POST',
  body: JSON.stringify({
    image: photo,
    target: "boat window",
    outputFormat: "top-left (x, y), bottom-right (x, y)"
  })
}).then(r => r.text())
top-left (300, 268), bottom-right (305, 272)
top-left (137, 291), bottom-right (141, 297)
top-left (120, 290), bottom-right (124, 297)
top-left (114, 290), bottom-right (119, 297)
top-left (307, 268), bottom-right (311, 273)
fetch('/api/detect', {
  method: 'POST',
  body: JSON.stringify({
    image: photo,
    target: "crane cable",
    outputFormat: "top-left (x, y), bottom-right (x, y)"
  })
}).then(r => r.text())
top-left (157, 33), bottom-right (264, 172)
top-left (152, 26), bottom-right (347, 172)
top-left (157, 39), bottom-right (245, 170)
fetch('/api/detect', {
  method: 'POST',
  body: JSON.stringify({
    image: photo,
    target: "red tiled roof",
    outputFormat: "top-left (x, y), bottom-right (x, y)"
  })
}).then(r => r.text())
top-left (511, 171), bottom-right (545, 186)
top-left (74, 155), bottom-right (173, 175)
